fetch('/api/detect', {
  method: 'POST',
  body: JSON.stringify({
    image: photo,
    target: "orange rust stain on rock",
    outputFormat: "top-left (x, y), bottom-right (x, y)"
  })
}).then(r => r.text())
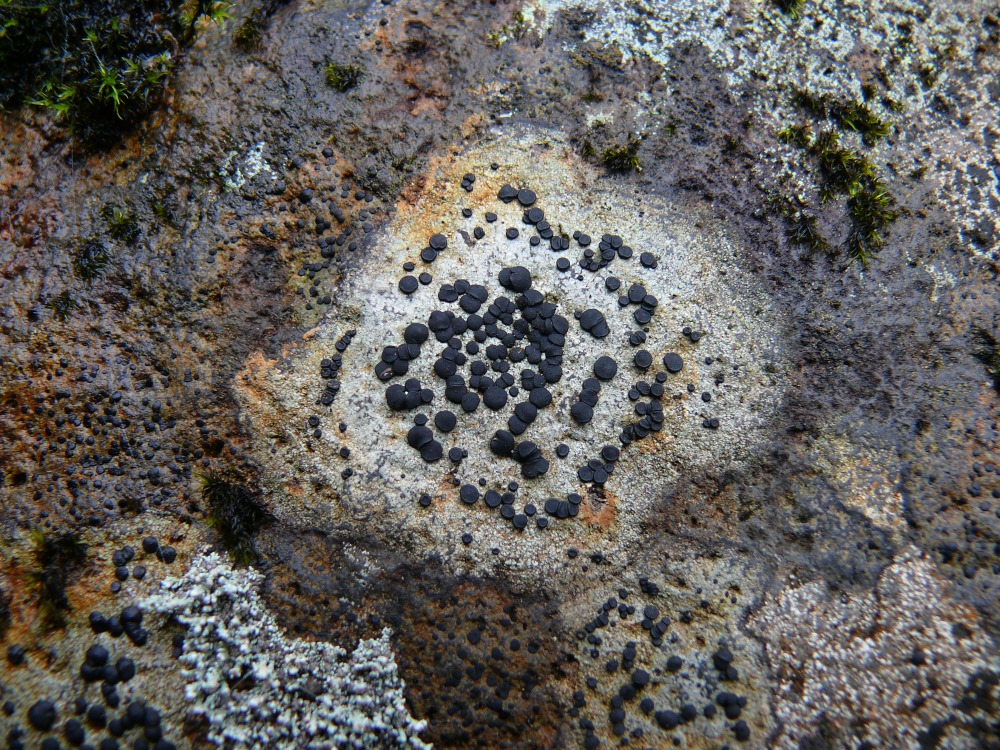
top-left (459, 113), bottom-right (487, 140)
top-left (579, 489), bottom-right (618, 528)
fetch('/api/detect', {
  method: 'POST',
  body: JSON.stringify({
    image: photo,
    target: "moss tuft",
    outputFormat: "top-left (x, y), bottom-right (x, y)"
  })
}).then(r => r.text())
top-left (792, 90), bottom-right (891, 146)
top-left (49, 290), bottom-right (76, 321)
top-left (845, 181), bottom-right (898, 266)
top-left (772, 0), bottom-right (806, 21)
top-left (73, 239), bottom-right (111, 282)
top-left (325, 63), bottom-right (364, 92)
top-left (769, 193), bottom-right (830, 256)
top-left (1, 1), bottom-right (232, 145)
top-left (181, 0), bottom-right (232, 44)
top-left (777, 127), bottom-right (898, 266)
top-left (602, 135), bottom-right (642, 172)
top-left (830, 101), bottom-right (890, 146)
top-left (233, 9), bottom-right (264, 51)
top-left (811, 130), bottom-right (876, 201)
top-left (777, 123), bottom-right (813, 148)
top-left (200, 473), bottom-right (271, 566)
top-left (102, 204), bottom-right (140, 244)
top-left (971, 328), bottom-right (1000, 394)
top-left (29, 530), bottom-right (88, 631)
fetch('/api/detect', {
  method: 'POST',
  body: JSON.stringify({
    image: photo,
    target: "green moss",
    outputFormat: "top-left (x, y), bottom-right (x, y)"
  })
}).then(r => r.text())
top-left (199, 473), bottom-right (271, 566)
top-left (777, 123), bottom-right (813, 148)
top-left (1, 1), bottom-right (230, 145)
top-left (777, 127), bottom-right (898, 266)
top-left (792, 90), bottom-right (891, 146)
top-left (324, 63), bottom-right (364, 92)
top-left (845, 182), bottom-right (898, 266)
top-left (791, 89), bottom-right (829, 119)
top-left (29, 530), bottom-right (88, 631)
top-left (49, 290), bottom-right (76, 321)
top-left (73, 239), bottom-right (110, 282)
top-left (830, 101), bottom-right (890, 146)
top-left (233, 8), bottom-right (264, 51)
top-left (102, 204), bottom-right (140, 243)
top-left (181, 0), bottom-right (231, 43)
top-left (812, 130), bottom-right (876, 201)
top-left (602, 135), bottom-right (642, 172)
top-left (769, 193), bottom-right (830, 256)
top-left (971, 327), bottom-right (1000, 394)
top-left (772, 0), bottom-right (806, 21)
top-left (883, 97), bottom-right (904, 114)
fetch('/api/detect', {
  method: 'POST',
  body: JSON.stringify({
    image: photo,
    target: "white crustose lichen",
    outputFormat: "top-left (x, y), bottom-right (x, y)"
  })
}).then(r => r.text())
top-left (144, 551), bottom-right (431, 749)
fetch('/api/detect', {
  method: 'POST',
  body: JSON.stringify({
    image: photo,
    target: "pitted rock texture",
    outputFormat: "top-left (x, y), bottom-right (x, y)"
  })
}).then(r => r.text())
top-left (751, 547), bottom-right (997, 749)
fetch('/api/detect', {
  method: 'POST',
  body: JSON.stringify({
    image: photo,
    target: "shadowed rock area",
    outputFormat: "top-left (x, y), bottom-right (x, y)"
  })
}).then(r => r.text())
top-left (1, 0), bottom-right (998, 748)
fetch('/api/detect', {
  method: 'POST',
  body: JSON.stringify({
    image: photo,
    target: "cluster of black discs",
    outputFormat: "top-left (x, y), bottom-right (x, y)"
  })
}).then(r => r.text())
top-left (384, 258), bottom-right (565, 485)
top-left (569, 580), bottom-right (753, 748)
top-left (8, 599), bottom-right (177, 750)
top-left (349, 177), bottom-right (726, 531)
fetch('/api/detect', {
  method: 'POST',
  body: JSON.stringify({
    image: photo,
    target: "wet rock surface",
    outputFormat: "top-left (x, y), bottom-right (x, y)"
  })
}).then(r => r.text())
top-left (1, 0), bottom-right (998, 748)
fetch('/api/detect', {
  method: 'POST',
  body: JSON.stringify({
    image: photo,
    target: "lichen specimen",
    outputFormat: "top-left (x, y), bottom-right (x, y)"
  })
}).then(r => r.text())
top-left (144, 552), bottom-right (431, 749)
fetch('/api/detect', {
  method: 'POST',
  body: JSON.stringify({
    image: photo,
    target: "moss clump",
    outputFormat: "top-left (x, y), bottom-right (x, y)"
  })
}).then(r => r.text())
top-left (73, 239), bottom-right (110, 282)
top-left (200, 473), bottom-right (271, 566)
top-left (811, 130), bottom-right (897, 265)
top-left (792, 90), bottom-right (891, 146)
top-left (181, 0), bottom-right (231, 43)
top-left (811, 130), bottom-right (876, 200)
top-left (772, 0), bottom-right (806, 21)
top-left (1, 1), bottom-right (229, 145)
top-left (102, 204), bottom-right (140, 243)
top-left (324, 63), bottom-right (364, 92)
top-left (232, 0), bottom-right (292, 52)
top-left (844, 180), bottom-right (898, 266)
top-left (770, 194), bottom-right (830, 256)
top-left (233, 8), bottom-right (265, 51)
top-left (830, 101), bottom-right (890, 146)
top-left (49, 290), bottom-right (76, 321)
top-left (29, 530), bottom-right (88, 631)
top-left (777, 128), bottom-right (898, 266)
top-left (971, 327), bottom-right (1000, 394)
top-left (883, 97), bottom-right (904, 114)
top-left (777, 123), bottom-right (813, 148)
top-left (602, 135), bottom-right (642, 172)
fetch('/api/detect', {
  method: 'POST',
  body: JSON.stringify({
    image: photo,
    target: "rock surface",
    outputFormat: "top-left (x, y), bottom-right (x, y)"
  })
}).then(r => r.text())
top-left (1, 0), bottom-right (998, 749)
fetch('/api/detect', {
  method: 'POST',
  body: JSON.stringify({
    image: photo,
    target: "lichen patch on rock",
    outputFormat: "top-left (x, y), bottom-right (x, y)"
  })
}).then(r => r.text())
top-left (237, 125), bottom-right (787, 583)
